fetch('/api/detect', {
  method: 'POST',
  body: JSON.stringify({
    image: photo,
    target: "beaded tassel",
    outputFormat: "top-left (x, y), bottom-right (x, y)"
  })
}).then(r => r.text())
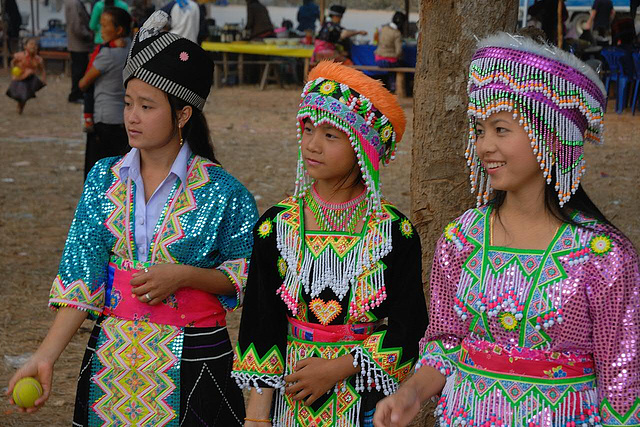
top-left (276, 199), bottom-right (392, 310)
top-left (435, 379), bottom-right (601, 427)
top-left (351, 347), bottom-right (399, 396)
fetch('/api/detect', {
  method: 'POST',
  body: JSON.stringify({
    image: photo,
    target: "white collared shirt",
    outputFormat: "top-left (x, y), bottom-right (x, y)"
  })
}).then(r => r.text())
top-left (119, 143), bottom-right (192, 261)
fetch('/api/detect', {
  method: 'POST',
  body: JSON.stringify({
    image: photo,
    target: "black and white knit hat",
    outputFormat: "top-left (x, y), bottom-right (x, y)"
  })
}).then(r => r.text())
top-left (328, 5), bottom-right (346, 16)
top-left (123, 11), bottom-right (213, 111)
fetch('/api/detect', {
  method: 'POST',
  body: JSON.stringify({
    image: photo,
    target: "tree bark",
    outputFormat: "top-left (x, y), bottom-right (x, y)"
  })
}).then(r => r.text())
top-left (409, 1), bottom-right (518, 425)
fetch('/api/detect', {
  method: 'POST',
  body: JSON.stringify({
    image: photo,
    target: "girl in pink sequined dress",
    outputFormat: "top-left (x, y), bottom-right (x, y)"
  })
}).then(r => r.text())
top-left (374, 32), bottom-right (640, 427)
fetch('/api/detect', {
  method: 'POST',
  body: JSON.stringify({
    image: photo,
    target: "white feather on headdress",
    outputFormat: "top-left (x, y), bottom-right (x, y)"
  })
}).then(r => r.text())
top-left (138, 10), bottom-right (170, 42)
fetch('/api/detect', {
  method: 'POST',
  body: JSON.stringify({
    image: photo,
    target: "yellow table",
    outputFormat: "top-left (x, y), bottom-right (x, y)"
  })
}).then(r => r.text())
top-left (201, 41), bottom-right (314, 87)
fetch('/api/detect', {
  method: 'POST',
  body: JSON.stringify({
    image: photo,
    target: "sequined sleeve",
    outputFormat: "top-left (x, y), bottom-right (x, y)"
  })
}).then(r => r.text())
top-left (49, 159), bottom-right (114, 319)
top-left (214, 184), bottom-right (259, 311)
top-left (232, 209), bottom-right (288, 391)
top-left (415, 232), bottom-right (470, 378)
top-left (587, 230), bottom-right (640, 426)
top-left (351, 220), bottom-right (428, 396)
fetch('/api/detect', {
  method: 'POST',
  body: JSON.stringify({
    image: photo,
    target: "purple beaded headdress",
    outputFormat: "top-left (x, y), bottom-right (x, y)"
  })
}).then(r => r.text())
top-left (466, 33), bottom-right (606, 207)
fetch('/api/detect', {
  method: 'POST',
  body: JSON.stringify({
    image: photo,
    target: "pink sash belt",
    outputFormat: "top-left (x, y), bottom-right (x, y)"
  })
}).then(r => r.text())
top-left (103, 256), bottom-right (226, 328)
top-left (460, 338), bottom-right (596, 381)
top-left (287, 317), bottom-right (380, 343)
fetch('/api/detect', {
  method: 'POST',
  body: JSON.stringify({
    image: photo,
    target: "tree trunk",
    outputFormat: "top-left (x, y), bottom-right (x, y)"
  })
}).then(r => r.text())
top-left (409, 1), bottom-right (518, 426)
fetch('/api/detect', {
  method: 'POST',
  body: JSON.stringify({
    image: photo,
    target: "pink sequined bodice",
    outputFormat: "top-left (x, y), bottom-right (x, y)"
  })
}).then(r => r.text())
top-left (418, 206), bottom-right (640, 426)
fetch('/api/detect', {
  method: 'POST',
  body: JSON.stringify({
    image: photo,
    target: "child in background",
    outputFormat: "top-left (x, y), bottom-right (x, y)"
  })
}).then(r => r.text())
top-left (81, 36), bottom-right (124, 134)
top-left (79, 7), bottom-right (131, 178)
top-left (6, 38), bottom-right (46, 114)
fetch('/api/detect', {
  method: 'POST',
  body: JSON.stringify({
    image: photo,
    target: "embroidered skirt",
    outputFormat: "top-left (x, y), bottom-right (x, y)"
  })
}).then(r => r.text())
top-left (435, 339), bottom-right (601, 427)
top-left (272, 319), bottom-right (382, 427)
top-left (72, 316), bottom-right (245, 426)
top-left (72, 258), bottom-right (244, 426)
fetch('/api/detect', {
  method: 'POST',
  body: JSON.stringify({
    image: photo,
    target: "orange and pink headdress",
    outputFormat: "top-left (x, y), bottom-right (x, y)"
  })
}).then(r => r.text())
top-left (294, 61), bottom-right (406, 217)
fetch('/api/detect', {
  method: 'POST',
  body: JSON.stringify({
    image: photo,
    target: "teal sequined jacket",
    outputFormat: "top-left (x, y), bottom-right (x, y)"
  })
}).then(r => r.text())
top-left (49, 155), bottom-right (259, 319)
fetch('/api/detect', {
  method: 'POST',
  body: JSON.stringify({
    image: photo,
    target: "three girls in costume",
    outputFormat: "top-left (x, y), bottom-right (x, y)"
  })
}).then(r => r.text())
top-left (8, 11), bottom-right (256, 426)
top-left (232, 62), bottom-right (428, 426)
top-left (375, 33), bottom-right (640, 427)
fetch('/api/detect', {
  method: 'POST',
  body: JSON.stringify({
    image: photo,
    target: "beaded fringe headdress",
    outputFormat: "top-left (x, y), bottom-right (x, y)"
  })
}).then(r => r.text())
top-left (466, 33), bottom-right (606, 207)
top-left (294, 61), bottom-right (406, 218)
top-left (277, 61), bottom-right (406, 310)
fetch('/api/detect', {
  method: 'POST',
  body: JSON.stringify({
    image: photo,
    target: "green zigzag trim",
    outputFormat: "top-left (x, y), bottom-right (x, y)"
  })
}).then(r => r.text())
top-left (601, 397), bottom-right (640, 427)
top-left (234, 342), bottom-right (285, 376)
top-left (288, 380), bottom-right (360, 425)
top-left (360, 330), bottom-right (414, 384)
top-left (457, 364), bottom-right (596, 407)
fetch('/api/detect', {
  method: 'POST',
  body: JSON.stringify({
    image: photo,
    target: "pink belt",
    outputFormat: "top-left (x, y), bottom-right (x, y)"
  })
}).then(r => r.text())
top-left (287, 317), bottom-right (380, 343)
top-left (103, 256), bottom-right (226, 328)
top-left (459, 338), bottom-right (596, 382)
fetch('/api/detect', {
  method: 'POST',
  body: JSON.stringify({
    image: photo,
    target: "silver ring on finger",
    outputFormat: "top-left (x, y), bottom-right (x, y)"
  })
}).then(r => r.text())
top-left (144, 267), bottom-right (149, 273)
top-left (145, 293), bottom-right (152, 302)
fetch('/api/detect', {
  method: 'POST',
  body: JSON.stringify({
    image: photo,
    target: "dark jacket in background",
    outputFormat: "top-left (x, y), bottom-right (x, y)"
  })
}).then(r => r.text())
top-left (592, 0), bottom-right (614, 33)
top-left (246, 0), bottom-right (273, 39)
top-left (529, 0), bottom-right (568, 44)
top-left (5, 0), bottom-right (22, 38)
top-left (64, 0), bottom-right (94, 52)
top-left (297, 0), bottom-right (319, 33)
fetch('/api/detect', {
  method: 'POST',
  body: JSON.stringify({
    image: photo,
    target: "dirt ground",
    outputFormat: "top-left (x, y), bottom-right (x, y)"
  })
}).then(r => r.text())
top-left (0, 72), bottom-right (638, 426)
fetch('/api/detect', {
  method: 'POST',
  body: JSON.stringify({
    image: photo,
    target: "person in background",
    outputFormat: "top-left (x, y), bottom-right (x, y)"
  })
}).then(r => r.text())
top-left (64, 0), bottom-right (94, 103)
top-left (160, 0), bottom-right (200, 43)
top-left (5, 0), bottom-right (22, 53)
top-left (528, 0), bottom-right (568, 45)
top-left (587, 0), bottom-right (615, 38)
top-left (131, 0), bottom-right (155, 31)
top-left (246, 0), bottom-right (274, 40)
top-left (296, 0), bottom-right (319, 34)
top-left (374, 11), bottom-right (406, 93)
top-left (611, 13), bottom-right (638, 47)
top-left (312, 5), bottom-right (367, 65)
top-left (632, 0), bottom-right (640, 22)
top-left (79, 7), bottom-right (132, 178)
top-left (6, 38), bottom-right (46, 114)
top-left (89, 0), bottom-right (129, 44)
top-left (274, 18), bottom-right (294, 38)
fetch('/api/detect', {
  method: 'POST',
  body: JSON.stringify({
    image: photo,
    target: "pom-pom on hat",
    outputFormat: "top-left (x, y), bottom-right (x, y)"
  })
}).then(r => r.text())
top-left (466, 32), bottom-right (606, 207)
top-left (123, 10), bottom-right (214, 110)
top-left (294, 61), bottom-right (406, 218)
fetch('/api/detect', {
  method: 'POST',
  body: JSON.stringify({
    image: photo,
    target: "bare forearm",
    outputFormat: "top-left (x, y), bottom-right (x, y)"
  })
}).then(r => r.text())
top-left (36, 307), bottom-right (88, 363)
top-left (246, 387), bottom-right (274, 419)
top-left (403, 364), bottom-right (446, 403)
top-left (177, 265), bottom-right (236, 295)
top-left (341, 29), bottom-right (361, 39)
top-left (333, 354), bottom-right (359, 381)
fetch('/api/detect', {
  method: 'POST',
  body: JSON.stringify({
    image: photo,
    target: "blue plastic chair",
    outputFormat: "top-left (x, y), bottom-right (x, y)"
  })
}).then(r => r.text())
top-left (631, 52), bottom-right (640, 115)
top-left (601, 48), bottom-right (633, 114)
